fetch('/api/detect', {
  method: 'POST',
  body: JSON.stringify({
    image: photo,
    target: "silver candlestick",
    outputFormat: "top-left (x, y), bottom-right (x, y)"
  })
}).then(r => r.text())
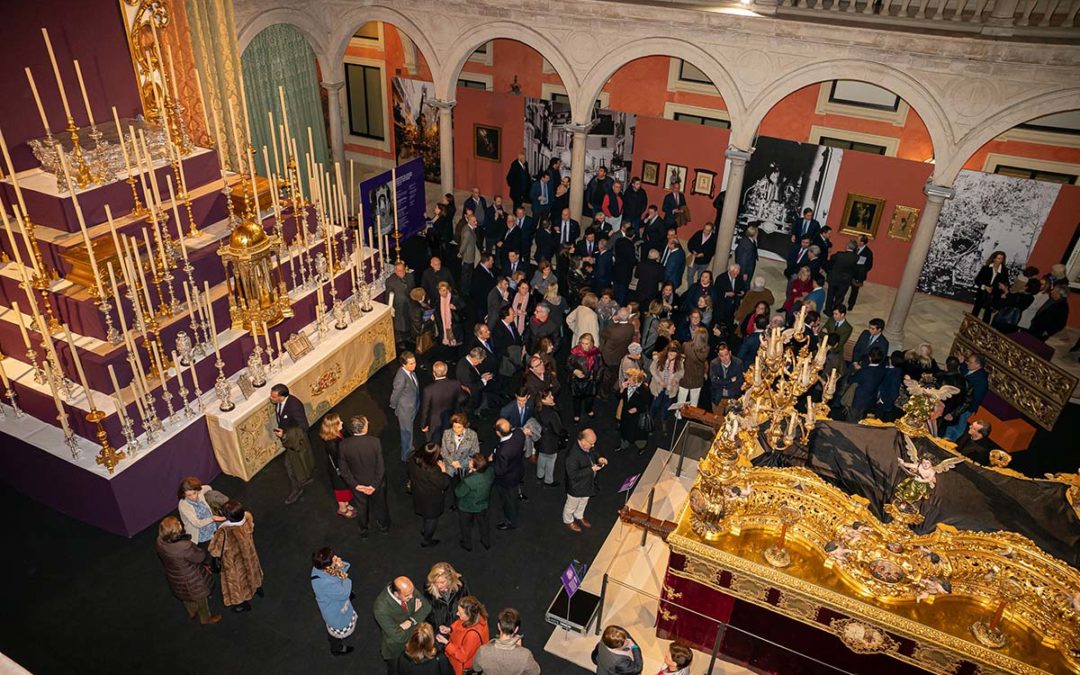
top-left (3, 385), bottom-right (24, 418)
top-left (332, 298), bottom-right (348, 330)
top-left (248, 349), bottom-right (267, 388)
top-left (97, 296), bottom-right (122, 345)
top-left (176, 376), bottom-right (194, 419)
top-left (63, 426), bottom-right (82, 460)
top-left (176, 331), bottom-right (194, 366)
top-left (28, 348), bottom-right (47, 385)
top-left (214, 357), bottom-right (235, 412)
top-left (142, 387), bottom-right (164, 435)
top-left (118, 410), bottom-right (140, 457)
top-left (190, 375), bottom-right (204, 413)
top-left (160, 382), bottom-right (176, 423)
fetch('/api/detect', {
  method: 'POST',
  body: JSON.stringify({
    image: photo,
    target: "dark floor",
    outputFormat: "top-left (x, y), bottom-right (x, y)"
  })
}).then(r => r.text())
top-left (0, 357), bottom-right (664, 675)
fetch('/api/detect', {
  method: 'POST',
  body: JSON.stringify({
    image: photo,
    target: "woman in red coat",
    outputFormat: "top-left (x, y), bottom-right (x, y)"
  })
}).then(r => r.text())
top-left (783, 266), bottom-right (813, 312)
top-left (437, 595), bottom-right (490, 675)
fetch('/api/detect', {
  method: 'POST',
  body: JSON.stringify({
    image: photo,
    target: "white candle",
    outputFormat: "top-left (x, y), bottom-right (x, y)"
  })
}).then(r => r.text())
top-left (275, 332), bottom-right (283, 363)
top-left (166, 176), bottom-right (187, 261)
top-left (128, 127), bottom-right (154, 211)
top-left (142, 229), bottom-right (159, 278)
top-left (138, 130), bottom-right (163, 207)
top-left (111, 108), bottom-right (134, 180)
top-left (25, 68), bottom-right (52, 133)
top-left (204, 280), bottom-right (220, 357)
top-left (11, 301), bottom-right (31, 350)
top-left (172, 350), bottom-right (184, 390)
top-left (278, 86), bottom-right (292, 150)
top-left (107, 365), bottom-right (128, 424)
top-left (268, 113), bottom-right (281, 176)
top-left (260, 321), bottom-right (270, 354)
top-left (63, 323), bottom-right (95, 411)
top-left (182, 281), bottom-right (196, 328)
top-left (41, 28), bottom-right (73, 119)
top-left (72, 60), bottom-right (95, 127)
top-left (194, 68), bottom-right (211, 145)
top-left (130, 235), bottom-right (155, 312)
top-left (188, 359), bottom-right (200, 394)
top-left (165, 45), bottom-right (181, 101)
top-left (150, 341), bottom-right (167, 387)
top-left (0, 131), bottom-right (41, 277)
top-left (56, 150), bottom-right (103, 296)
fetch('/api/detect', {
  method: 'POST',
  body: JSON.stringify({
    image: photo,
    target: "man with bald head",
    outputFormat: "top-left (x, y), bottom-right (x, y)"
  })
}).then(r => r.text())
top-left (372, 575), bottom-right (431, 672)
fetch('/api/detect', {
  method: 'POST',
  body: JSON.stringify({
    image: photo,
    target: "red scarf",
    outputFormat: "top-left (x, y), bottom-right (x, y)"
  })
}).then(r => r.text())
top-left (571, 345), bottom-right (600, 371)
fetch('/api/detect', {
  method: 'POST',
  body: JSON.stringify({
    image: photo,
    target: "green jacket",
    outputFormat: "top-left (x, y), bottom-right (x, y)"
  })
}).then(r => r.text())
top-left (372, 586), bottom-right (431, 659)
top-left (454, 467), bottom-right (494, 513)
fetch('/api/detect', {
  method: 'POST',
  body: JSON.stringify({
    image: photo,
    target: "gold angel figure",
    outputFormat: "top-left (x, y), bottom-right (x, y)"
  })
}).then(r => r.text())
top-left (894, 436), bottom-right (964, 505)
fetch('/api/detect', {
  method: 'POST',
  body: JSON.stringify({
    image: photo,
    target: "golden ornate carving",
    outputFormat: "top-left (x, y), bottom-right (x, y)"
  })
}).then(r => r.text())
top-left (309, 363), bottom-right (342, 398)
top-left (830, 618), bottom-right (899, 655)
top-left (237, 403), bottom-right (279, 474)
top-left (775, 591), bottom-right (820, 623)
top-left (662, 584), bottom-right (683, 600)
top-left (950, 313), bottom-right (1077, 430)
top-left (658, 607), bottom-right (678, 623)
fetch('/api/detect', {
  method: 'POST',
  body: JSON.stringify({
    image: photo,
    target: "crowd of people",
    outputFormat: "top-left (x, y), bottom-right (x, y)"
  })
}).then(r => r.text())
top-left (151, 156), bottom-right (1052, 672)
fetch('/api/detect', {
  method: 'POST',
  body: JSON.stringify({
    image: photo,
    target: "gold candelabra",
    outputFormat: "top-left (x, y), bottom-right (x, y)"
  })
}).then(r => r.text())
top-left (87, 409), bottom-right (125, 474)
top-left (64, 119), bottom-right (100, 189)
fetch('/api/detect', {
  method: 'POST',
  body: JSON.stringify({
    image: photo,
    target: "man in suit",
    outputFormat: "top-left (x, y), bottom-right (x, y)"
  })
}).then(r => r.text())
top-left (562, 428), bottom-right (607, 532)
top-left (421, 256), bottom-right (454, 302)
top-left (662, 181), bottom-right (686, 229)
top-left (574, 229), bottom-right (599, 261)
top-left (686, 221), bottom-right (716, 285)
top-left (269, 384), bottom-right (314, 505)
top-left (601, 308), bottom-right (635, 396)
top-left (533, 219), bottom-right (558, 264)
top-left (734, 224), bottom-right (759, 284)
top-left (814, 225), bottom-right (834, 261)
top-left (471, 256), bottom-right (498, 321)
top-left (791, 207), bottom-right (820, 244)
top-left (505, 152), bottom-right (530, 211)
top-left (715, 262), bottom-right (747, 326)
top-left (592, 237), bottom-right (615, 292)
top-left (499, 214), bottom-right (523, 270)
top-left (372, 576), bottom-right (431, 673)
top-left (546, 157), bottom-right (562, 189)
top-left (641, 206), bottom-right (665, 257)
top-left (486, 276), bottom-right (511, 327)
top-left (944, 353), bottom-right (989, 441)
top-left (457, 347), bottom-right (495, 416)
top-left (612, 224), bottom-right (637, 305)
top-left (785, 235), bottom-right (813, 279)
top-left (457, 215), bottom-right (481, 297)
top-left (502, 250), bottom-right (530, 281)
top-left (492, 305), bottom-right (526, 377)
top-left (822, 304), bottom-right (853, 354)
top-left (849, 234), bottom-right (874, 309)
top-left (660, 231), bottom-right (687, 289)
top-left (490, 418), bottom-right (527, 530)
top-left (847, 348), bottom-right (887, 422)
top-left (623, 176), bottom-right (648, 232)
top-left (515, 206), bottom-right (536, 263)
top-left (464, 188), bottom-right (488, 242)
top-left (484, 197), bottom-right (508, 254)
top-left (339, 415), bottom-right (389, 536)
top-left (709, 344), bottom-right (745, 415)
top-left (826, 241), bottom-right (859, 313)
top-left (956, 419), bottom-right (994, 465)
top-left (385, 261), bottom-right (415, 348)
top-left (553, 207), bottom-right (580, 248)
top-left (737, 314), bottom-right (769, 363)
top-left (634, 248), bottom-right (664, 307)
top-left (419, 361), bottom-right (465, 442)
top-left (850, 318), bottom-right (889, 368)
top-left (529, 171), bottom-right (552, 224)
top-left (499, 388), bottom-right (535, 430)
top-left (389, 352), bottom-right (421, 462)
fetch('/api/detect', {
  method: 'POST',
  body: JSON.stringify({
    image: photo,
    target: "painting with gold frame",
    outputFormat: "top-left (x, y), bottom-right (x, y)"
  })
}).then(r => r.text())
top-left (888, 205), bottom-right (920, 242)
top-left (473, 124), bottom-right (501, 162)
top-left (839, 193), bottom-right (886, 238)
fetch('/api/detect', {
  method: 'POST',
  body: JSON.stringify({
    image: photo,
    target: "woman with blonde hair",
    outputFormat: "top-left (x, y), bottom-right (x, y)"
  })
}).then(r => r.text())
top-left (396, 622), bottom-right (453, 674)
top-left (568, 333), bottom-right (602, 422)
top-left (649, 341), bottom-right (684, 423)
top-left (903, 342), bottom-right (939, 381)
top-left (619, 368), bottom-right (653, 453)
top-left (543, 282), bottom-right (567, 318)
top-left (319, 413), bottom-right (355, 518)
top-left (567, 291), bottom-right (600, 347)
top-left (676, 327), bottom-right (710, 410)
top-left (437, 595), bottom-right (490, 675)
top-left (424, 562), bottom-right (472, 636)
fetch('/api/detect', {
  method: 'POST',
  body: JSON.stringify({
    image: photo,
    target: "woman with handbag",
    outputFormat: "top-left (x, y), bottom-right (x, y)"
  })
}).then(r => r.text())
top-left (437, 596), bottom-right (490, 675)
top-left (318, 413), bottom-right (356, 519)
top-left (434, 281), bottom-right (465, 360)
top-left (207, 500), bottom-right (264, 613)
top-left (408, 443), bottom-right (452, 547)
top-left (310, 547), bottom-right (356, 655)
top-left (524, 354), bottom-right (559, 399)
top-left (535, 389), bottom-right (565, 487)
top-left (568, 333), bottom-right (602, 422)
top-left (441, 413), bottom-right (480, 510)
top-left (676, 327), bottom-right (710, 411)
top-left (155, 515), bottom-right (222, 625)
top-left (649, 342), bottom-right (684, 424)
top-left (618, 369), bottom-right (654, 453)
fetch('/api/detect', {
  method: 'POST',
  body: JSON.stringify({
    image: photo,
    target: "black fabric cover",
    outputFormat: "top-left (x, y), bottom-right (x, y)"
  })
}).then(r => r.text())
top-left (754, 420), bottom-right (1080, 568)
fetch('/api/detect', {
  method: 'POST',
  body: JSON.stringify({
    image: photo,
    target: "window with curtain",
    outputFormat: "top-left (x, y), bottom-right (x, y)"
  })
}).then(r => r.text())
top-left (346, 64), bottom-right (385, 140)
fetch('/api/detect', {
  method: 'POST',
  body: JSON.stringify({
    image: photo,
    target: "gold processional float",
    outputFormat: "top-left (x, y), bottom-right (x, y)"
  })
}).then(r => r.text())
top-left (667, 306), bottom-right (1080, 674)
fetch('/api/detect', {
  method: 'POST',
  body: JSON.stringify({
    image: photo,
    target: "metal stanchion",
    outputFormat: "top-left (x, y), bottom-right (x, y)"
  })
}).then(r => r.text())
top-left (595, 573), bottom-right (608, 635)
top-left (642, 487), bottom-right (655, 547)
top-left (707, 620), bottom-right (729, 675)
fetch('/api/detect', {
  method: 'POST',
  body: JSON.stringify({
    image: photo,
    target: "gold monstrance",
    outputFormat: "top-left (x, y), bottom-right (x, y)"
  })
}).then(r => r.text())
top-left (217, 215), bottom-right (293, 332)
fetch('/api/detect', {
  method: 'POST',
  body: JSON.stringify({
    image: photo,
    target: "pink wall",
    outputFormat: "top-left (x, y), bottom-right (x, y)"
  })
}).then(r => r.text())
top-left (0, 0), bottom-right (141, 171)
top-left (452, 87), bottom-right (525, 197)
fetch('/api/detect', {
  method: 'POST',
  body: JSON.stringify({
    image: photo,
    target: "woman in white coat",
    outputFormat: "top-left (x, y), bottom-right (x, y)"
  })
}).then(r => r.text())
top-left (566, 292), bottom-right (600, 348)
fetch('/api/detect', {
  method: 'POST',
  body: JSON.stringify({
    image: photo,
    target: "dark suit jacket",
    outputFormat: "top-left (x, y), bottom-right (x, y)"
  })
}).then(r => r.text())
top-left (792, 217), bottom-right (821, 241)
top-left (492, 319), bottom-right (524, 359)
top-left (338, 435), bottom-right (385, 490)
top-left (491, 429), bottom-right (526, 487)
top-left (710, 357), bottom-right (745, 401)
top-left (421, 267), bottom-right (455, 301)
top-left (634, 260), bottom-right (664, 306)
top-left (456, 358), bottom-right (491, 398)
top-left (661, 192), bottom-right (686, 227)
top-left (533, 228), bottom-right (558, 263)
top-left (502, 226), bottom-right (523, 256)
top-left (419, 378), bottom-right (465, 431)
top-left (642, 216), bottom-right (666, 255)
top-left (661, 246), bottom-right (686, 286)
top-left (464, 196), bottom-right (488, 222)
top-left (553, 219), bottom-right (580, 246)
top-left (828, 251), bottom-right (858, 288)
top-left (687, 229), bottom-right (716, 267)
top-left (593, 249), bottom-right (615, 288)
top-left (501, 257), bottom-right (531, 281)
top-left (499, 400), bottom-right (535, 429)
top-left (785, 246), bottom-right (812, 278)
top-left (468, 336), bottom-right (498, 373)
top-left (574, 239), bottom-right (600, 259)
top-left (506, 160), bottom-right (531, 202)
top-left (715, 274), bottom-right (747, 317)
top-left (600, 322), bottom-right (635, 366)
top-left (471, 265), bottom-right (497, 304)
top-left (275, 396), bottom-right (309, 433)
top-left (612, 236), bottom-right (637, 284)
top-left (851, 330), bottom-right (889, 366)
top-left (565, 443), bottom-right (601, 498)
top-left (734, 236), bottom-right (758, 280)
top-left (850, 364), bottom-right (887, 419)
top-left (853, 245), bottom-right (874, 281)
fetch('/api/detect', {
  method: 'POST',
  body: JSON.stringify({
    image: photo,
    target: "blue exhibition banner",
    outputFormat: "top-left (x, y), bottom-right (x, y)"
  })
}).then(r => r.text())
top-left (358, 157), bottom-right (426, 247)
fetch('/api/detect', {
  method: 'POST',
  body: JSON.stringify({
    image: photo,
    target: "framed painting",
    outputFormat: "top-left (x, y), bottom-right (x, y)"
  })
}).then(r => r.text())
top-left (692, 169), bottom-right (716, 197)
top-left (474, 124), bottom-right (501, 162)
top-left (887, 205), bottom-right (921, 242)
top-left (664, 163), bottom-right (687, 190)
top-left (641, 160), bottom-right (660, 186)
top-left (839, 193), bottom-right (886, 238)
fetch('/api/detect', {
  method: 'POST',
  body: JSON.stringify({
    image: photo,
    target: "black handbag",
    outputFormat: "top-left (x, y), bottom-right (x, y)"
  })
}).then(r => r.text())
top-left (637, 409), bottom-right (654, 434)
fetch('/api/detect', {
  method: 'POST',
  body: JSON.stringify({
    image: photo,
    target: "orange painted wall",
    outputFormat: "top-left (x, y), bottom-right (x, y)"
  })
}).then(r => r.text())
top-left (1026, 184), bottom-right (1080, 327)
top-left (452, 87), bottom-right (525, 197)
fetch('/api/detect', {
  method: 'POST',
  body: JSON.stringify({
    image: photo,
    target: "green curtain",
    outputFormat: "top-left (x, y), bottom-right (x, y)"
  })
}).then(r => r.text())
top-left (240, 24), bottom-right (328, 196)
top-left (186, 0), bottom-right (246, 173)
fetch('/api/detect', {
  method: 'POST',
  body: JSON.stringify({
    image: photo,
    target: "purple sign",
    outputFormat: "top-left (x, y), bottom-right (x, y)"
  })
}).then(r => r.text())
top-left (619, 474), bottom-right (641, 494)
top-left (560, 564), bottom-right (582, 598)
top-left (358, 157), bottom-right (426, 248)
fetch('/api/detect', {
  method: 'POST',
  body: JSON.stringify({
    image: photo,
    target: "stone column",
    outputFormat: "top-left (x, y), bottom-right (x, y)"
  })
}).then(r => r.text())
top-left (711, 146), bottom-right (753, 276)
top-left (431, 99), bottom-right (456, 198)
top-left (883, 182), bottom-right (955, 350)
top-left (566, 122), bottom-right (591, 224)
top-left (753, 0), bottom-right (780, 15)
top-left (320, 81), bottom-right (346, 167)
top-left (981, 0), bottom-right (1020, 34)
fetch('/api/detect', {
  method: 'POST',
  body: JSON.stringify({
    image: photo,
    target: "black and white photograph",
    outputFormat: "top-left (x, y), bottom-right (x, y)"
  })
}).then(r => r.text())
top-left (391, 77), bottom-right (440, 182)
top-left (917, 169), bottom-right (1060, 303)
top-left (523, 97), bottom-right (636, 186)
top-left (369, 182), bottom-right (395, 235)
top-left (735, 136), bottom-right (844, 261)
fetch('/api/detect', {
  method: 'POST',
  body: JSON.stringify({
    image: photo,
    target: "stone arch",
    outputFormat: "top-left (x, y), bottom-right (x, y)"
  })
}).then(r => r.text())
top-left (937, 89), bottom-right (1080, 184)
top-left (236, 10), bottom-right (331, 74)
top-left (576, 38), bottom-right (745, 131)
top-left (325, 6), bottom-right (443, 86)
top-left (743, 60), bottom-right (953, 177)
top-left (441, 22), bottom-right (580, 104)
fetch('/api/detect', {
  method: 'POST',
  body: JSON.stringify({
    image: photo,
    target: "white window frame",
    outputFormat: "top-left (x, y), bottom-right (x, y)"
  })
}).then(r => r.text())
top-left (663, 102), bottom-right (731, 127)
top-left (542, 58), bottom-right (556, 74)
top-left (814, 82), bottom-right (910, 127)
top-left (468, 41), bottom-right (493, 66)
top-left (541, 82), bottom-right (608, 109)
top-left (348, 22), bottom-right (385, 50)
top-left (457, 73), bottom-right (494, 92)
top-left (809, 125), bottom-right (899, 157)
top-left (666, 58), bottom-right (720, 96)
top-left (982, 153), bottom-right (1080, 183)
top-left (343, 55), bottom-right (391, 153)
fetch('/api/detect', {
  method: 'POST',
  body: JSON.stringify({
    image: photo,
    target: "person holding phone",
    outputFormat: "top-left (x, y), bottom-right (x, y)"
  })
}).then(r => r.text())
top-left (471, 607), bottom-right (540, 675)
top-left (562, 428), bottom-right (608, 533)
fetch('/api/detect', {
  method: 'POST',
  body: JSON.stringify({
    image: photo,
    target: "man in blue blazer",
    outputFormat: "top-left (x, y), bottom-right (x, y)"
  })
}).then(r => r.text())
top-left (662, 181), bottom-right (687, 228)
top-left (790, 207), bottom-right (820, 244)
top-left (660, 232), bottom-right (686, 288)
top-left (850, 318), bottom-right (889, 368)
top-left (529, 172), bottom-right (552, 224)
top-left (848, 348), bottom-right (887, 422)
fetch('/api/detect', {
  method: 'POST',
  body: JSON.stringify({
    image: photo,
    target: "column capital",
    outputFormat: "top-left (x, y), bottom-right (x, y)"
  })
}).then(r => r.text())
top-left (923, 182), bottom-right (956, 200)
top-left (320, 81), bottom-right (345, 92)
top-left (725, 145), bottom-right (754, 163)
top-left (430, 98), bottom-right (456, 111)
